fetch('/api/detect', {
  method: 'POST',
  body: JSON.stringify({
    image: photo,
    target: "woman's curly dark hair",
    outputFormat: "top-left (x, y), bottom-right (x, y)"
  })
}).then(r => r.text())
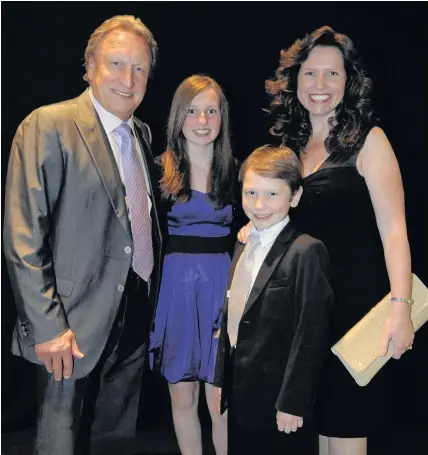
top-left (266, 26), bottom-right (376, 161)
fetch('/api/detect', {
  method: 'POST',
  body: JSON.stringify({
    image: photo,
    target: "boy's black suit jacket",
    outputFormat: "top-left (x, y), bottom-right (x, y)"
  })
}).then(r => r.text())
top-left (213, 221), bottom-right (334, 430)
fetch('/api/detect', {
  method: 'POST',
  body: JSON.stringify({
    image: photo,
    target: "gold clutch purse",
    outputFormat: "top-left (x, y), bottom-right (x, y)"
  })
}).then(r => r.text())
top-left (331, 274), bottom-right (428, 387)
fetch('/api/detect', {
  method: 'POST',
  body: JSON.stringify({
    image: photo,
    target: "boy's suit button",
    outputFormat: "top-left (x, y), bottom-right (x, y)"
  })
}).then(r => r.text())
top-left (124, 246), bottom-right (132, 255)
top-left (262, 363), bottom-right (274, 374)
top-left (118, 285), bottom-right (125, 292)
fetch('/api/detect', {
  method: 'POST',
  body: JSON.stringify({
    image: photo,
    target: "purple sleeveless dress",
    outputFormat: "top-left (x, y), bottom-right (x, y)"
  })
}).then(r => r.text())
top-left (149, 190), bottom-right (232, 384)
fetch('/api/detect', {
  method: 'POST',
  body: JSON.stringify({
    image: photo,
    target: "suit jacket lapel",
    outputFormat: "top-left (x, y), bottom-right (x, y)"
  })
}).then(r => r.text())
top-left (133, 122), bottom-right (153, 193)
top-left (242, 222), bottom-right (298, 319)
top-left (133, 122), bottom-right (163, 250)
top-left (224, 241), bottom-right (246, 316)
top-left (74, 91), bottom-right (131, 238)
top-left (230, 242), bottom-right (245, 285)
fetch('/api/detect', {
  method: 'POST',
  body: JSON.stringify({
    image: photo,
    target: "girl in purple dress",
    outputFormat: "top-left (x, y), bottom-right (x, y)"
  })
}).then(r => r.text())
top-left (149, 75), bottom-right (239, 455)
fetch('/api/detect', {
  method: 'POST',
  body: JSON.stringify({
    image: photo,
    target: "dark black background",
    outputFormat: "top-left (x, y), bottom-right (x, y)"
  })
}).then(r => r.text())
top-left (2, 1), bottom-right (428, 449)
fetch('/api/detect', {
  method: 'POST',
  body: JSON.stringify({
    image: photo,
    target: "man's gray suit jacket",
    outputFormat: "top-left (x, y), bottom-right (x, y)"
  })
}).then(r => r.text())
top-left (3, 90), bottom-right (163, 379)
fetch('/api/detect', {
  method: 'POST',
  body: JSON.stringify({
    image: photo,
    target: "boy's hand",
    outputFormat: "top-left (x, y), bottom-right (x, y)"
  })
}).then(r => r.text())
top-left (276, 411), bottom-right (303, 434)
top-left (237, 222), bottom-right (251, 244)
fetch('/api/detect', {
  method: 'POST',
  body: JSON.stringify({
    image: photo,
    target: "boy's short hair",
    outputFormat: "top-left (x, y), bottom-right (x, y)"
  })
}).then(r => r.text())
top-left (239, 145), bottom-right (303, 195)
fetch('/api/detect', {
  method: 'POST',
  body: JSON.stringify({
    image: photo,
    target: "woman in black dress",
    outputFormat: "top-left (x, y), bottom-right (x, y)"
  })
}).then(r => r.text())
top-left (263, 26), bottom-right (414, 455)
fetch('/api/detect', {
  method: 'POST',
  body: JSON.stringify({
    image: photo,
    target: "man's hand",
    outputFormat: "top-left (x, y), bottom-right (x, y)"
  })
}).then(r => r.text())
top-left (35, 329), bottom-right (84, 381)
top-left (276, 411), bottom-right (303, 434)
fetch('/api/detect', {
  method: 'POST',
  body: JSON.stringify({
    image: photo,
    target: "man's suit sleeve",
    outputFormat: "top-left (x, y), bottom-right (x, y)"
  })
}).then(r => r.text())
top-left (3, 107), bottom-right (69, 346)
top-left (275, 239), bottom-right (334, 417)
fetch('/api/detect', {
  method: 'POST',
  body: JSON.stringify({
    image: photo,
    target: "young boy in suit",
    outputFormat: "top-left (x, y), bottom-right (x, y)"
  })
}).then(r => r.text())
top-left (213, 146), bottom-right (334, 454)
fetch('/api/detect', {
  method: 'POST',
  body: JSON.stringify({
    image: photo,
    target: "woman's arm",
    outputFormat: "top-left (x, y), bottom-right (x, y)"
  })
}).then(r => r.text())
top-left (358, 126), bottom-right (414, 359)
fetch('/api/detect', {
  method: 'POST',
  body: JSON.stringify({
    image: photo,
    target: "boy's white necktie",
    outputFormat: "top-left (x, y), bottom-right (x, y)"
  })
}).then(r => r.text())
top-left (227, 232), bottom-right (260, 347)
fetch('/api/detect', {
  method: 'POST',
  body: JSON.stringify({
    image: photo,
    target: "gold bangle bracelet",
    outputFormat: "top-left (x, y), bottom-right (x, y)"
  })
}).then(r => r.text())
top-left (391, 296), bottom-right (414, 306)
